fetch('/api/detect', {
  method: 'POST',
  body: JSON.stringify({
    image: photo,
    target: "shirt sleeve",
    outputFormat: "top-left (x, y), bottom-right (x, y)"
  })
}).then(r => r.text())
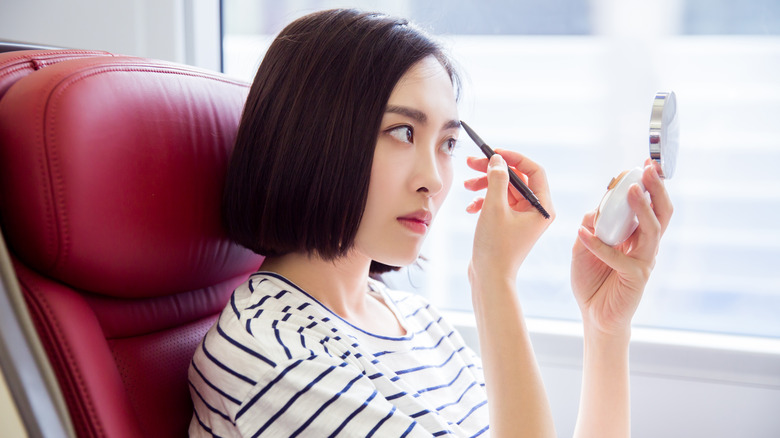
top-left (233, 354), bottom-right (437, 438)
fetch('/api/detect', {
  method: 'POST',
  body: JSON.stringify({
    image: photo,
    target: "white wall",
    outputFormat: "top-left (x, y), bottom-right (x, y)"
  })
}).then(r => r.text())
top-left (0, 0), bottom-right (186, 63)
top-left (453, 315), bottom-right (780, 438)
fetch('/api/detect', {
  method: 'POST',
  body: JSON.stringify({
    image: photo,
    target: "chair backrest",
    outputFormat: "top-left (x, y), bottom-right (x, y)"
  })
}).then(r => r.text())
top-left (0, 51), bottom-right (264, 438)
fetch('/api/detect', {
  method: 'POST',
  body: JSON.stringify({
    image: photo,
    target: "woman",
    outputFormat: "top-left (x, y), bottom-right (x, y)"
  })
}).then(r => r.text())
top-left (188, 9), bottom-right (672, 437)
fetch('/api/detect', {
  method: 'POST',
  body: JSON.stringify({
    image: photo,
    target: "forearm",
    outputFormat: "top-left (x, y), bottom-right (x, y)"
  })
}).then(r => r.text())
top-left (471, 276), bottom-right (556, 438)
top-left (573, 327), bottom-right (631, 438)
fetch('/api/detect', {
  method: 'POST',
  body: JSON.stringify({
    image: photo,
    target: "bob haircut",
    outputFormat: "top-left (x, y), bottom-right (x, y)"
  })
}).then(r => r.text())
top-left (223, 8), bottom-right (460, 273)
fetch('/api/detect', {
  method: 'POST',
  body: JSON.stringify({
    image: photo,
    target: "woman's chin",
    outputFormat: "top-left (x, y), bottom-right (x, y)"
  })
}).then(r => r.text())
top-left (373, 253), bottom-right (419, 269)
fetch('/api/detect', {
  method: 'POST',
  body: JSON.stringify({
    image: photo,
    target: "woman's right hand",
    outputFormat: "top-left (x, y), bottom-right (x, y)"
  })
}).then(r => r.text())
top-left (464, 150), bottom-right (555, 285)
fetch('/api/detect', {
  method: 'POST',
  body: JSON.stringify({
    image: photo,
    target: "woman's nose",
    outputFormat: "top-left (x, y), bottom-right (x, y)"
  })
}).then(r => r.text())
top-left (414, 149), bottom-right (444, 196)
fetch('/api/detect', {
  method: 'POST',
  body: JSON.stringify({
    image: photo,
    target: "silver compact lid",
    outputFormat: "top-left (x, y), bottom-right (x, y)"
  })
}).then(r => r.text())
top-left (649, 91), bottom-right (679, 179)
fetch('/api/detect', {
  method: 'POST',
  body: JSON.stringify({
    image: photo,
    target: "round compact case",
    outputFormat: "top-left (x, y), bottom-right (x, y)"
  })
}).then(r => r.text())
top-left (594, 91), bottom-right (679, 246)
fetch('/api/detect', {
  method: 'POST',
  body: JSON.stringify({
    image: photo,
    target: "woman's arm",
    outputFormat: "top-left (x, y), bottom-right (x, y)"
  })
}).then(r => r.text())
top-left (574, 326), bottom-right (631, 437)
top-left (465, 152), bottom-right (557, 437)
top-left (570, 163), bottom-right (674, 438)
top-left (469, 274), bottom-right (556, 438)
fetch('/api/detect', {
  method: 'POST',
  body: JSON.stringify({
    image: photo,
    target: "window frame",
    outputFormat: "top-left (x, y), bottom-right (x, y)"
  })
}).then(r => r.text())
top-left (206, 2), bottom-right (780, 434)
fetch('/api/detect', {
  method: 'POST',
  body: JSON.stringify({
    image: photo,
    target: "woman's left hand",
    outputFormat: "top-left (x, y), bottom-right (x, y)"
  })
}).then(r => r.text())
top-left (571, 161), bottom-right (674, 338)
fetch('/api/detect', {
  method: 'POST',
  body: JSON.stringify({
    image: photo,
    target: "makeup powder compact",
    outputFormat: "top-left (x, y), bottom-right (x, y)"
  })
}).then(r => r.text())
top-left (593, 91), bottom-right (679, 246)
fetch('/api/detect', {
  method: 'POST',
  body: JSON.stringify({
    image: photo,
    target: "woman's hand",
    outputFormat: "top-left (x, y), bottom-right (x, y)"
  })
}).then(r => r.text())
top-left (464, 150), bottom-right (555, 284)
top-left (571, 161), bottom-right (673, 338)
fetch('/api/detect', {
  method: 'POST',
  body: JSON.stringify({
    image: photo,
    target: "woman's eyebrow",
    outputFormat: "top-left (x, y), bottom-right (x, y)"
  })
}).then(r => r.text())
top-left (443, 119), bottom-right (461, 131)
top-left (385, 105), bottom-right (427, 123)
top-left (385, 105), bottom-right (461, 131)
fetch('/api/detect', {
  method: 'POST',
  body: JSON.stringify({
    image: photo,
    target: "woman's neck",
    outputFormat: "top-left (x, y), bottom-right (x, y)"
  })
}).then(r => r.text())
top-left (259, 251), bottom-right (372, 316)
top-left (259, 252), bottom-right (406, 337)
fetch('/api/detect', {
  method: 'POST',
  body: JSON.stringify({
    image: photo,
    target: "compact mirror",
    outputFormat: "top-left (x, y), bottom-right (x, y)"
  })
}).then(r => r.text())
top-left (649, 91), bottom-right (679, 179)
top-left (593, 90), bottom-right (680, 246)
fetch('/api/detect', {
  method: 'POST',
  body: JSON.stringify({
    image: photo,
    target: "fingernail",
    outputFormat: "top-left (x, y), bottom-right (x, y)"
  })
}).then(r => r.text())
top-left (489, 154), bottom-right (504, 167)
top-left (648, 163), bottom-right (661, 180)
top-left (630, 183), bottom-right (643, 198)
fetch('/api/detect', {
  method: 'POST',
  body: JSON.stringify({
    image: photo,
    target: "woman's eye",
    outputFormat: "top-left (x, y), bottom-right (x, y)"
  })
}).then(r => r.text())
top-left (388, 125), bottom-right (413, 143)
top-left (441, 138), bottom-right (458, 156)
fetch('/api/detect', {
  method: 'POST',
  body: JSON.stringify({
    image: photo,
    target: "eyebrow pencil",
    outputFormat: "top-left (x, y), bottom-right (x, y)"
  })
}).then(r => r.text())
top-left (460, 121), bottom-right (551, 219)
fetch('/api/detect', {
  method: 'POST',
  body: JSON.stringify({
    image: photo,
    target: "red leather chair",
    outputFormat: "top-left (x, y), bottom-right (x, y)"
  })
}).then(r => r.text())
top-left (0, 52), bottom-right (264, 437)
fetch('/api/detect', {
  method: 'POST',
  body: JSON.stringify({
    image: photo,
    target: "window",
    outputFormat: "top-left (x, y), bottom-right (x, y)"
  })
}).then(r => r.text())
top-left (221, 0), bottom-right (780, 339)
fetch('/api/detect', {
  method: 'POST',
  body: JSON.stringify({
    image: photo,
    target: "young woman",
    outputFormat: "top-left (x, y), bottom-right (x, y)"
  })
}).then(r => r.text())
top-left (188, 9), bottom-right (673, 438)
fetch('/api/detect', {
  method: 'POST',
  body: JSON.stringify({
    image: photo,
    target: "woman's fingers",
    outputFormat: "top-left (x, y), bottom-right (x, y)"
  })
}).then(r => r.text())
top-left (466, 155), bottom-right (489, 172)
top-left (494, 149), bottom-right (550, 197)
top-left (464, 175), bottom-right (488, 192)
top-left (466, 152), bottom-right (535, 188)
top-left (627, 183), bottom-right (662, 259)
top-left (465, 150), bottom-right (552, 214)
top-left (464, 156), bottom-right (520, 206)
top-left (465, 155), bottom-right (511, 213)
top-left (641, 164), bottom-right (674, 235)
top-left (483, 154), bottom-right (510, 210)
top-left (581, 210), bottom-right (597, 233)
top-left (576, 223), bottom-right (631, 272)
top-left (466, 197), bottom-right (485, 214)
top-left (613, 164), bottom-right (674, 263)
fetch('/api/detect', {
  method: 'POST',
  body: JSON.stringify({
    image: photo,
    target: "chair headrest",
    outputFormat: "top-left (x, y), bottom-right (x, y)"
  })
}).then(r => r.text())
top-left (0, 49), bottom-right (114, 100)
top-left (0, 56), bottom-right (263, 298)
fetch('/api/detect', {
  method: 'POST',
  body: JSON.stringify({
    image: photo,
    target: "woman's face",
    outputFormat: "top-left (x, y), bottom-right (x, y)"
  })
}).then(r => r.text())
top-left (354, 55), bottom-right (460, 267)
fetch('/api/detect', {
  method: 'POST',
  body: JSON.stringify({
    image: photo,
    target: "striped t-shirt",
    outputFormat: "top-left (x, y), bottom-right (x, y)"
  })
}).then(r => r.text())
top-left (188, 271), bottom-right (489, 437)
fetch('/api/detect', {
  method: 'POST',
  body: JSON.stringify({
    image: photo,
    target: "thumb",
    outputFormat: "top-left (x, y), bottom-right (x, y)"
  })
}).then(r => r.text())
top-left (484, 154), bottom-right (509, 208)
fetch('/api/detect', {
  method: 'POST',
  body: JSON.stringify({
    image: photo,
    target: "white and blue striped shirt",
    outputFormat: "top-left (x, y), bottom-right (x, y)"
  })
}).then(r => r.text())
top-left (188, 271), bottom-right (489, 437)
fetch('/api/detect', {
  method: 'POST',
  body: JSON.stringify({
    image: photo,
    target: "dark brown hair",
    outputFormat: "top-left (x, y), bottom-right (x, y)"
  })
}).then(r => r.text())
top-left (223, 9), bottom-right (459, 273)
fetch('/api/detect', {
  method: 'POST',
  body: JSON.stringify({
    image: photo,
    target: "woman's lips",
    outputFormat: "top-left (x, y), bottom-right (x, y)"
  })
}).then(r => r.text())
top-left (397, 210), bottom-right (432, 234)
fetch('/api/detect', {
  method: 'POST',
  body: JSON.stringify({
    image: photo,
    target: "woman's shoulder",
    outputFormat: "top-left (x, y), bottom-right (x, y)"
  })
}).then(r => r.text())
top-left (231, 271), bottom-right (324, 316)
top-left (198, 273), bottom-right (359, 378)
top-left (240, 272), bottom-right (353, 327)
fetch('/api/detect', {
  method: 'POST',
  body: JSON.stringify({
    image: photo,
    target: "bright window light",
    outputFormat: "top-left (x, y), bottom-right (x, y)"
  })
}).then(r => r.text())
top-left (221, 0), bottom-right (780, 339)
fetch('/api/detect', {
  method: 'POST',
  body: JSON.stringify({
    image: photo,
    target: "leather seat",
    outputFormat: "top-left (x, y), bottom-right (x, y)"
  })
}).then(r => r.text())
top-left (0, 51), bottom-right (264, 437)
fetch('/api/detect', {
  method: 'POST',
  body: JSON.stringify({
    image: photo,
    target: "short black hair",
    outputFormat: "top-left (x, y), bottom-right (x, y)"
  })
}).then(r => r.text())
top-left (223, 9), bottom-right (459, 273)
